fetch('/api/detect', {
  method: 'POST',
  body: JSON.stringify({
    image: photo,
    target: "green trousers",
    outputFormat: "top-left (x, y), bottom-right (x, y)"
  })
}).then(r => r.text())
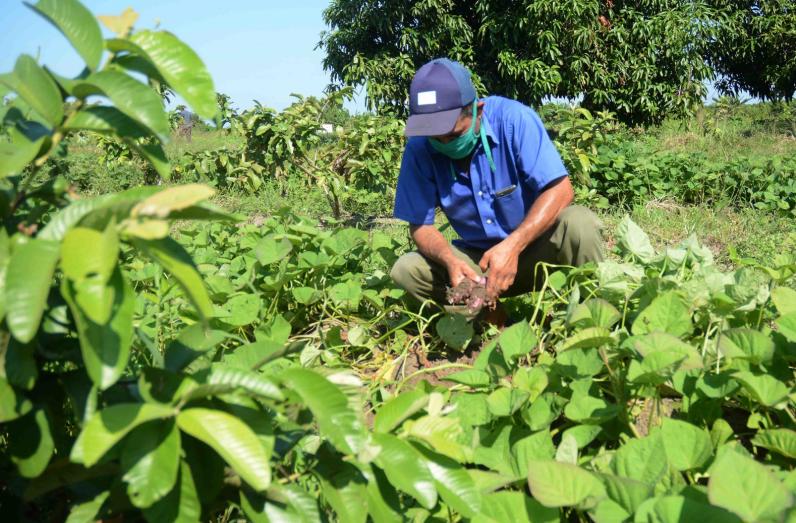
top-left (390, 205), bottom-right (604, 316)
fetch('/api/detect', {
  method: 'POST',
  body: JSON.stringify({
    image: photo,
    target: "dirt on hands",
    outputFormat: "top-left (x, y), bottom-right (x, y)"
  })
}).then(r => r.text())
top-left (445, 278), bottom-right (496, 314)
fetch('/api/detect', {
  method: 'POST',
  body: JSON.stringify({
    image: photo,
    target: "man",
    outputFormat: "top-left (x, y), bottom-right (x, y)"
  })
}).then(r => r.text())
top-left (390, 58), bottom-right (603, 323)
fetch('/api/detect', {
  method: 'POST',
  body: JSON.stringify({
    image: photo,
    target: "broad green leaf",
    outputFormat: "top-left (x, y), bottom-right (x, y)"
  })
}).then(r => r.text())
top-left (472, 491), bottom-right (558, 523)
top-left (65, 491), bottom-right (109, 523)
top-left (776, 312), bottom-right (796, 342)
top-left (143, 460), bottom-right (201, 523)
top-left (73, 70), bottom-right (169, 139)
top-left (220, 293), bottom-right (261, 326)
top-left (616, 215), bottom-right (655, 262)
top-left (202, 365), bottom-right (283, 401)
top-left (415, 444), bottom-right (482, 517)
top-left (1, 338), bottom-right (38, 390)
top-left (365, 467), bottom-right (403, 523)
top-left (133, 237), bottom-right (214, 322)
top-left (555, 434), bottom-right (579, 464)
top-left (176, 408), bottom-right (270, 491)
top-left (65, 105), bottom-right (148, 136)
top-left (711, 418), bottom-right (734, 449)
top-left (487, 387), bottom-right (530, 417)
top-left (129, 30), bottom-right (216, 118)
top-left (0, 377), bottom-right (32, 422)
top-left (553, 348), bottom-right (605, 379)
top-left (122, 420), bottom-right (181, 508)
top-left (497, 321), bottom-right (537, 361)
top-left (562, 424), bottom-right (602, 449)
top-left (373, 389), bottom-right (428, 433)
top-left (647, 495), bottom-right (742, 523)
top-left (564, 393), bottom-right (618, 424)
top-left (3, 55), bottom-right (63, 125)
top-left (26, 0), bottom-right (103, 70)
top-left (718, 328), bottom-right (775, 365)
top-left (611, 431), bottom-right (668, 486)
top-left (62, 268), bottom-right (134, 390)
top-left (558, 326), bottom-right (614, 352)
top-left (590, 498), bottom-right (630, 523)
top-left (771, 287), bottom-right (796, 316)
top-left (660, 418), bottom-right (713, 471)
top-left (733, 371), bottom-right (790, 407)
top-left (451, 393), bottom-right (492, 426)
top-left (61, 225), bottom-right (119, 284)
top-left (752, 428), bottom-right (796, 459)
top-left (444, 368), bottom-right (492, 388)
top-left (126, 137), bottom-right (171, 179)
top-left (599, 473), bottom-right (651, 515)
top-left (632, 291), bottom-right (693, 338)
top-left (71, 403), bottom-right (176, 466)
top-left (165, 324), bottom-right (227, 371)
top-left (316, 456), bottom-right (368, 523)
top-left (371, 433), bottom-right (437, 509)
top-left (255, 235), bottom-right (293, 265)
top-left (512, 366), bottom-right (548, 400)
top-left (527, 459), bottom-right (606, 508)
top-left (0, 130), bottom-right (45, 178)
top-left (568, 298), bottom-right (621, 329)
top-left (280, 368), bottom-right (365, 454)
top-left (291, 286), bottom-right (321, 305)
top-left (708, 448), bottom-right (794, 521)
top-left (436, 313), bottom-right (474, 350)
top-left (132, 184), bottom-right (216, 218)
top-left (511, 429), bottom-right (556, 477)
top-left (6, 238), bottom-right (60, 343)
top-left (8, 408), bottom-right (54, 478)
top-left (328, 280), bottom-right (362, 310)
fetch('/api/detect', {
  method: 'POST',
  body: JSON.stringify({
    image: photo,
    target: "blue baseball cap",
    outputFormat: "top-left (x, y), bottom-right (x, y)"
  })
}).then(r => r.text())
top-left (405, 58), bottom-right (477, 137)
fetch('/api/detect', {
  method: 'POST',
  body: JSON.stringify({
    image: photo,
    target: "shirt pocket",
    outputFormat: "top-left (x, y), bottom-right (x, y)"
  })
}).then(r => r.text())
top-left (492, 187), bottom-right (524, 232)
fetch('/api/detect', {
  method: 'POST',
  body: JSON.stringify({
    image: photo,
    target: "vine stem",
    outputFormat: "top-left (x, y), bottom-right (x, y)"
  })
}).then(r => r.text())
top-left (394, 362), bottom-right (473, 395)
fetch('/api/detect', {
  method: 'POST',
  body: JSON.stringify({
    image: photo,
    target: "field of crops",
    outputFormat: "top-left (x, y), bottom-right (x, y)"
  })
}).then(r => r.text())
top-left (1, 1), bottom-right (795, 522)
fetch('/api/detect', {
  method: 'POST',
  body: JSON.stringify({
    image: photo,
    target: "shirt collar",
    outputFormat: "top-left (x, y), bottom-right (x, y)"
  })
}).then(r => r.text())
top-left (481, 114), bottom-right (500, 145)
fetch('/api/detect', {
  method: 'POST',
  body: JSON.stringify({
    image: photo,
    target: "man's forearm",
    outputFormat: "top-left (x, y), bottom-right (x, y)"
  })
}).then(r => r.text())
top-left (409, 224), bottom-right (457, 267)
top-left (503, 176), bottom-right (574, 253)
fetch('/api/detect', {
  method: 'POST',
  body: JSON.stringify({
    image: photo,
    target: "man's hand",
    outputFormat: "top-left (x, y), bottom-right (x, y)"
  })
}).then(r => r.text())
top-left (479, 239), bottom-right (520, 299)
top-left (446, 257), bottom-right (484, 288)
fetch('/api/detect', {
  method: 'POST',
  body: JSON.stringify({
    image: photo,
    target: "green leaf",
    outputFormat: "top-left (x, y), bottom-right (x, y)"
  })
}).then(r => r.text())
top-left (617, 215), bottom-right (655, 262)
top-left (1, 338), bottom-right (38, 390)
top-left (733, 371), bottom-right (790, 407)
top-left (202, 365), bottom-right (284, 401)
top-left (632, 291), bottom-right (693, 338)
top-left (472, 491), bottom-right (558, 523)
top-left (132, 184), bottom-right (216, 219)
top-left (328, 280), bottom-right (362, 310)
top-left (718, 328), bottom-right (774, 365)
top-left (2, 55), bottom-right (63, 125)
top-left (0, 377), bottom-right (33, 422)
top-left (71, 403), bottom-right (176, 466)
top-left (316, 455), bottom-right (368, 523)
top-left (599, 473), bottom-right (651, 515)
top-left (255, 235), bottom-right (293, 265)
top-left (708, 448), bottom-right (794, 521)
top-left (65, 491), bottom-right (109, 523)
top-left (497, 321), bottom-right (537, 361)
top-left (610, 431), bottom-right (668, 486)
top-left (0, 130), bottom-right (46, 178)
top-left (527, 459), bottom-right (606, 508)
top-left (444, 368), bottom-right (492, 388)
top-left (752, 428), bottom-right (796, 459)
top-left (660, 418), bottom-right (713, 471)
top-left (176, 408), bottom-right (270, 491)
top-left (73, 70), bottom-right (169, 140)
top-left (219, 293), bottom-right (261, 326)
top-left (564, 393), bottom-right (618, 424)
top-left (6, 238), bottom-right (60, 343)
top-left (437, 313), bottom-right (474, 350)
top-left (27, 0), bottom-right (102, 71)
top-left (121, 420), bottom-right (181, 508)
top-left (487, 387), bottom-right (530, 417)
top-left (373, 389), bottom-right (428, 433)
top-left (8, 408), bottom-right (54, 478)
top-left (62, 268), bottom-right (134, 390)
top-left (133, 237), bottom-right (214, 322)
top-left (771, 287), bottom-right (796, 316)
top-left (647, 495), bottom-right (742, 523)
top-left (558, 326), bottom-right (614, 352)
top-left (291, 286), bottom-right (321, 305)
top-left (143, 460), bottom-right (201, 523)
top-left (776, 312), bottom-right (796, 342)
top-left (129, 30), bottom-right (216, 118)
top-left (415, 444), bottom-right (482, 517)
top-left (280, 368), bottom-right (365, 454)
top-left (371, 433), bottom-right (437, 509)
top-left (61, 225), bottom-right (119, 284)
top-left (568, 298), bottom-right (621, 329)
top-left (65, 105), bottom-right (148, 136)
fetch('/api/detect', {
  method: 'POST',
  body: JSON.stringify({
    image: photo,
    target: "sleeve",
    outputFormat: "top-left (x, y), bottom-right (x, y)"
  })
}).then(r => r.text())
top-left (511, 105), bottom-right (568, 194)
top-left (393, 139), bottom-right (438, 225)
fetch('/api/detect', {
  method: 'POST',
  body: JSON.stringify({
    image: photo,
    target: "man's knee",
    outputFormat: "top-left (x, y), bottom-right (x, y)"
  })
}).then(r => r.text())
top-left (556, 205), bottom-right (603, 264)
top-left (390, 252), bottom-right (426, 290)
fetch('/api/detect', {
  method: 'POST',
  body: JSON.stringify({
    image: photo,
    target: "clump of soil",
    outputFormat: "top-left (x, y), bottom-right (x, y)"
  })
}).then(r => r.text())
top-left (446, 279), bottom-right (496, 314)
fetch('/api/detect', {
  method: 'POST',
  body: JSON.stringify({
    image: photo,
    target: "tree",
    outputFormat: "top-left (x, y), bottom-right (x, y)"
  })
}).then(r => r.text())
top-left (707, 0), bottom-right (796, 101)
top-left (319, 0), bottom-right (718, 126)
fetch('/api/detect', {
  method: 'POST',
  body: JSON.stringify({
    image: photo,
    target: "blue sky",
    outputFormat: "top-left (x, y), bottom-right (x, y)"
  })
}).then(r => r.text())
top-left (0, 0), bottom-right (360, 112)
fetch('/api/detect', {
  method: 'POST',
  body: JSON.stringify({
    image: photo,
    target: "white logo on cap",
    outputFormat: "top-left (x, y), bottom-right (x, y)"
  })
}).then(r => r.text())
top-left (417, 91), bottom-right (437, 106)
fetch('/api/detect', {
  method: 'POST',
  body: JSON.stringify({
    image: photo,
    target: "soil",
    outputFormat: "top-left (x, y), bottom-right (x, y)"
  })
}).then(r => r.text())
top-left (446, 279), bottom-right (496, 314)
top-left (633, 397), bottom-right (677, 437)
top-left (398, 342), bottom-right (484, 389)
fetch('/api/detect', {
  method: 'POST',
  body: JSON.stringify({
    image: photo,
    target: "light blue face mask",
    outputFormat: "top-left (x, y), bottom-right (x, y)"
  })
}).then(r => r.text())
top-left (428, 100), bottom-right (479, 159)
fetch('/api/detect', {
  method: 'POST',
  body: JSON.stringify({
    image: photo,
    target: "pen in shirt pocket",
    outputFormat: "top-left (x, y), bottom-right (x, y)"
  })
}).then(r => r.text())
top-left (494, 184), bottom-right (517, 197)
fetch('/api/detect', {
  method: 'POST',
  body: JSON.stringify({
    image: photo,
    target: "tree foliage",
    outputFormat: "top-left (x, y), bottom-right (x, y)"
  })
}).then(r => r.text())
top-left (319, 0), bottom-right (718, 126)
top-left (707, 0), bottom-right (796, 101)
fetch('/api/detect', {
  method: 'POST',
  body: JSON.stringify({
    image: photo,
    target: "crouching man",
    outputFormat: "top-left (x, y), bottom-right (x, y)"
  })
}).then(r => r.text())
top-left (390, 58), bottom-right (603, 323)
